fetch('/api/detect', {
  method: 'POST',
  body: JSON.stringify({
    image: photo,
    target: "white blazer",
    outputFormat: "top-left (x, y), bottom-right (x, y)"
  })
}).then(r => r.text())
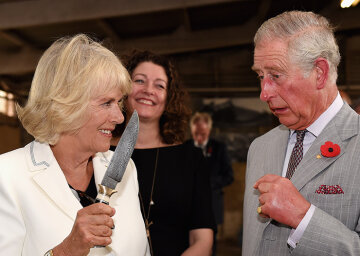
top-left (0, 141), bottom-right (150, 256)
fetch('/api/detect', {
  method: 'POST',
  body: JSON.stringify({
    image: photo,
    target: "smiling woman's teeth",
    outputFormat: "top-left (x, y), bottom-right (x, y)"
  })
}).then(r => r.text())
top-left (99, 129), bottom-right (111, 134)
top-left (138, 99), bottom-right (153, 105)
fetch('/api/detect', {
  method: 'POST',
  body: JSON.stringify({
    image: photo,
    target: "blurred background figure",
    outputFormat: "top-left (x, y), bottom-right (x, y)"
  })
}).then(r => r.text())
top-left (185, 112), bottom-right (234, 256)
top-left (111, 50), bottom-right (215, 256)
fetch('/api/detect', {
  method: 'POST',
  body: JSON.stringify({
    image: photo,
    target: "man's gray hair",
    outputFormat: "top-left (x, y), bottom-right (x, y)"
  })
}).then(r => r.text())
top-left (254, 11), bottom-right (340, 84)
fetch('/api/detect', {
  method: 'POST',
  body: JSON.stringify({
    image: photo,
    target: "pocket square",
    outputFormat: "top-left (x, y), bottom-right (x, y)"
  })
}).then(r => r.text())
top-left (315, 185), bottom-right (344, 194)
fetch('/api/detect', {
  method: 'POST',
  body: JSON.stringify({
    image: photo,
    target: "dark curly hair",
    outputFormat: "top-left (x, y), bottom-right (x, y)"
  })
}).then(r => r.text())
top-left (114, 49), bottom-right (191, 144)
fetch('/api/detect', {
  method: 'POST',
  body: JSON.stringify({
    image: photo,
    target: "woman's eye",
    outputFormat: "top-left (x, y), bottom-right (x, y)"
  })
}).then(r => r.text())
top-left (134, 79), bottom-right (144, 84)
top-left (157, 84), bottom-right (166, 89)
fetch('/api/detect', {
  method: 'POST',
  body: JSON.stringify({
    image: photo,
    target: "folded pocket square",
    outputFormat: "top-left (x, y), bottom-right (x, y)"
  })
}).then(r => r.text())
top-left (315, 185), bottom-right (344, 194)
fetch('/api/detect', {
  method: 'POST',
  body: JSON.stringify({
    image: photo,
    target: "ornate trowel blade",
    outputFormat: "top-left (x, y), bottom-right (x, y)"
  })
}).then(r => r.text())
top-left (101, 110), bottom-right (139, 189)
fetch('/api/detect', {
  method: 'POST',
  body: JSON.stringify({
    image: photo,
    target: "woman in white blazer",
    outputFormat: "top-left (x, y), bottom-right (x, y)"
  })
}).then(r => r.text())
top-left (0, 34), bottom-right (150, 256)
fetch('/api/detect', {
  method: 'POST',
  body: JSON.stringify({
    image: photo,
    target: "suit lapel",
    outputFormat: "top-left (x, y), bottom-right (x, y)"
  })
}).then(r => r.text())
top-left (26, 141), bottom-right (81, 220)
top-left (291, 104), bottom-right (358, 191)
top-left (206, 139), bottom-right (215, 158)
top-left (93, 151), bottom-right (111, 191)
top-left (269, 125), bottom-right (290, 176)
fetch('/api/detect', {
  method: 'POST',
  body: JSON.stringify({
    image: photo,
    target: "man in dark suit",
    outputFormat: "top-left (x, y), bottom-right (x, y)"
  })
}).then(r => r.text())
top-left (186, 112), bottom-right (234, 256)
top-left (243, 11), bottom-right (360, 255)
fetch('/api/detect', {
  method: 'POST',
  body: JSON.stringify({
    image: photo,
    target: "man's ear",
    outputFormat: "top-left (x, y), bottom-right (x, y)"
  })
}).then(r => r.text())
top-left (314, 58), bottom-right (329, 89)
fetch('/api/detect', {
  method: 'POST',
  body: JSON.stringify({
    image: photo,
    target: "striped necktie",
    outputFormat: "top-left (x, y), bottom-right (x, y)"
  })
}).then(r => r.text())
top-left (286, 130), bottom-right (307, 179)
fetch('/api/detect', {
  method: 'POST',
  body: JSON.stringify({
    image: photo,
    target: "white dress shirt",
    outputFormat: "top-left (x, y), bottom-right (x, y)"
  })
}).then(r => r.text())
top-left (194, 139), bottom-right (209, 156)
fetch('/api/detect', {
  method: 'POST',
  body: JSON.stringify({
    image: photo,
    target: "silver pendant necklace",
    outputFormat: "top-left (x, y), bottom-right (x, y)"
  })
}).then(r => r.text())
top-left (139, 148), bottom-right (159, 256)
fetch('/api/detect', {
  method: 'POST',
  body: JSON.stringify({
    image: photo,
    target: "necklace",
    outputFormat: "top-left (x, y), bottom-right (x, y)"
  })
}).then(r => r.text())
top-left (139, 148), bottom-right (159, 256)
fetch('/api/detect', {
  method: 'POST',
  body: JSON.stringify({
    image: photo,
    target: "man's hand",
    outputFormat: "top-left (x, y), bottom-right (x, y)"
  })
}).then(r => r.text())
top-left (254, 174), bottom-right (310, 228)
top-left (53, 203), bottom-right (116, 256)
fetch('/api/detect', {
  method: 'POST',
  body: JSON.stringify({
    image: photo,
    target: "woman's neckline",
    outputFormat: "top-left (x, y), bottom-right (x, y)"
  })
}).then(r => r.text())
top-left (134, 143), bottom-right (182, 150)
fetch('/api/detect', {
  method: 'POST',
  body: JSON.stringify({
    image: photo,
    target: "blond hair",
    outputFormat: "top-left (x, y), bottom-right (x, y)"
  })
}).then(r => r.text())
top-left (17, 34), bottom-right (131, 145)
top-left (190, 112), bottom-right (213, 130)
top-left (254, 11), bottom-right (340, 84)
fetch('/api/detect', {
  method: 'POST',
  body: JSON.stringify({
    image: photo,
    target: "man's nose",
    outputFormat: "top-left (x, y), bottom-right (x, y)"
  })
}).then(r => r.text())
top-left (260, 80), bottom-right (276, 102)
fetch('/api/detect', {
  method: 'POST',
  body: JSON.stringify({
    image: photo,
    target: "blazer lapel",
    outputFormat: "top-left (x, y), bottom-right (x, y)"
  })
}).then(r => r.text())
top-left (269, 125), bottom-right (290, 176)
top-left (206, 139), bottom-right (214, 158)
top-left (291, 104), bottom-right (359, 191)
top-left (28, 142), bottom-right (113, 221)
top-left (93, 151), bottom-right (111, 191)
top-left (27, 141), bottom-right (82, 220)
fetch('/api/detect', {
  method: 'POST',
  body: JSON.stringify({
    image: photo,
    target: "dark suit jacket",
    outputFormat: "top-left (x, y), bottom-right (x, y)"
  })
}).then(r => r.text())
top-left (185, 139), bottom-right (234, 224)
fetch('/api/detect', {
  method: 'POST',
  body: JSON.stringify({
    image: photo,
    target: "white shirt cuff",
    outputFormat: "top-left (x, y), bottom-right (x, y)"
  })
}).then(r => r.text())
top-left (287, 204), bottom-right (316, 248)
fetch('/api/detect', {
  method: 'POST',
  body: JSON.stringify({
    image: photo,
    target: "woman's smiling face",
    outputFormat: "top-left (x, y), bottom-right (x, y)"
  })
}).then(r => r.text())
top-left (126, 61), bottom-right (168, 122)
top-left (74, 88), bottom-right (124, 154)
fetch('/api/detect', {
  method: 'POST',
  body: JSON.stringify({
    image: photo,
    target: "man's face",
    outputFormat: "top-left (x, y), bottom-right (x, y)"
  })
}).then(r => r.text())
top-left (191, 121), bottom-right (210, 146)
top-left (252, 39), bottom-right (321, 130)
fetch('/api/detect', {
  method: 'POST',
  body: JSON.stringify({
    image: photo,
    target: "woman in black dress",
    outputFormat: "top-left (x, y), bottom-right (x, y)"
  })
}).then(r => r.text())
top-left (111, 50), bottom-right (215, 255)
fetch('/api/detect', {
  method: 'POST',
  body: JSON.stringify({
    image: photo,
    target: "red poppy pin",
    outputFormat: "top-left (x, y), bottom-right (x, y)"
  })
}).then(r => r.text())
top-left (320, 141), bottom-right (340, 158)
top-left (206, 146), bottom-right (212, 157)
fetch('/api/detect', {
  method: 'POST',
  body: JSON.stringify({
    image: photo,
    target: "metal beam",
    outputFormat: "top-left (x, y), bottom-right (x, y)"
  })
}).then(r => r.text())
top-left (0, 0), bottom-right (267, 75)
top-left (112, 24), bottom-right (256, 54)
top-left (0, 13), bottom-right (261, 75)
top-left (110, 1), bottom-right (269, 55)
top-left (97, 20), bottom-right (121, 42)
top-left (0, 31), bottom-right (31, 47)
top-left (0, 0), bottom-right (241, 29)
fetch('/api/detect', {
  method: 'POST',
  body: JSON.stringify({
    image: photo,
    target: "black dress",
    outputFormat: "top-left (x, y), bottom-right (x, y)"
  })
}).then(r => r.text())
top-left (112, 143), bottom-right (215, 255)
top-left (184, 139), bottom-right (234, 224)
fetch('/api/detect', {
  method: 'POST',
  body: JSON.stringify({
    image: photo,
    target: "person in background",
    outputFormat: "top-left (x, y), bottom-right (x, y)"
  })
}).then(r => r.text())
top-left (0, 34), bottom-right (149, 256)
top-left (243, 11), bottom-right (360, 255)
top-left (185, 112), bottom-right (234, 256)
top-left (110, 50), bottom-right (215, 256)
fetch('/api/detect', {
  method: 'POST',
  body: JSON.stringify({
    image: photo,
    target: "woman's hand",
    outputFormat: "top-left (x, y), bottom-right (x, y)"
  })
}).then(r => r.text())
top-left (52, 203), bottom-right (116, 256)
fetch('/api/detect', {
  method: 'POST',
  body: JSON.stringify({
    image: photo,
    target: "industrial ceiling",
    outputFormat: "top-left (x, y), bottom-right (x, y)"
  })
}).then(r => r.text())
top-left (0, 0), bottom-right (360, 101)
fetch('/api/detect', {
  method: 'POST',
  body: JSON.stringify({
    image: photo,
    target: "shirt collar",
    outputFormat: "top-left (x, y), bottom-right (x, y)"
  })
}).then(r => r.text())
top-left (290, 92), bottom-right (343, 138)
top-left (194, 139), bottom-right (209, 148)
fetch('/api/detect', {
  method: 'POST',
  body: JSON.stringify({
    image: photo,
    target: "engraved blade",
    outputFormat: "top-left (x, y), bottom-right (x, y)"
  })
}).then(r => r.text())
top-left (101, 110), bottom-right (139, 189)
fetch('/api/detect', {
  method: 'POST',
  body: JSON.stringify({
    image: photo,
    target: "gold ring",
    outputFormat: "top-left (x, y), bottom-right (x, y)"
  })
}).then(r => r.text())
top-left (257, 206), bottom-right (262, 214)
